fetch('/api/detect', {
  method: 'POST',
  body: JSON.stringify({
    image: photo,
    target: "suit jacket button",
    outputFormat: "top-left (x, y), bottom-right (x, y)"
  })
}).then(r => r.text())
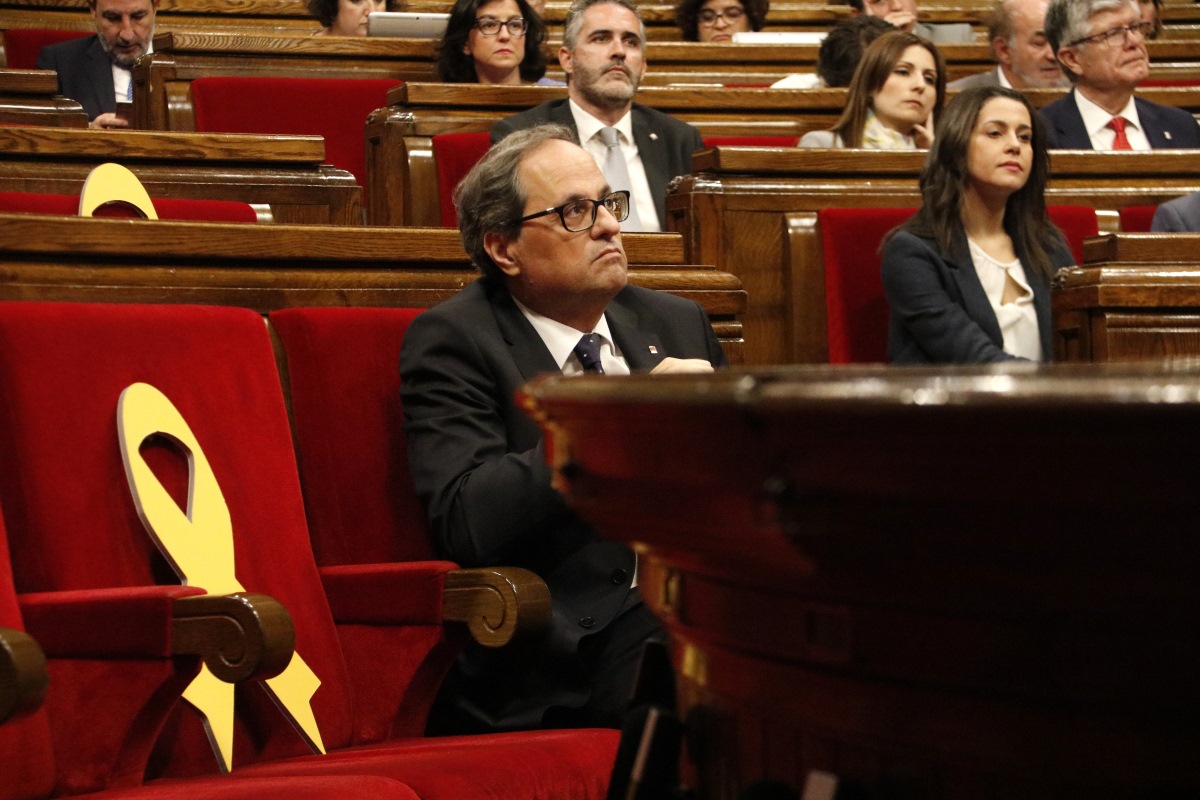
top-left (610, 569), bottom-right (628, 584)
top-left (579, 616), bottom-right (596, 629)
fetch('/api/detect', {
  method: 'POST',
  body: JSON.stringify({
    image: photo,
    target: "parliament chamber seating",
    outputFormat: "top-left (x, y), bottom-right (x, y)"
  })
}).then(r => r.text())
top-left (0, 188), bottom-right (259, 221)
top-left (190, 76), bottom-right (403, 193)
top-left (1, 27), bottom-right (85, 69)
top-left (1117, 204), bottom-right (1158, 233)
top-left (0, 68), bottom-right (87, 127)
top-left (0, 301), bottom-right (618, 798)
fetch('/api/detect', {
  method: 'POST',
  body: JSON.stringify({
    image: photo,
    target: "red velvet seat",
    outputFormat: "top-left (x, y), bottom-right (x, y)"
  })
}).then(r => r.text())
top-left (190, 77), bottom-right (402, 192)
top-left (2, 28), bottom-right (88, 70)
top-left (432, 132), bottom-right (492, 228)
top-left (0, 190), bottom-right (258, 222)
top-left (0, 302), bottom-right (616, 799)
top-left (1119, 204), bottom-right (1158, 232)
top-left (821, 206), bottom-right (1099, 364)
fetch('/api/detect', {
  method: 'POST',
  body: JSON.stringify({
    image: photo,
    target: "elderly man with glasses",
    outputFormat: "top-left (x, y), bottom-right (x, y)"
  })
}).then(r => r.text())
top-left (1040, 0), bottom-right (1200, 148)
top-left (400, 123), bottom-right (724, 736)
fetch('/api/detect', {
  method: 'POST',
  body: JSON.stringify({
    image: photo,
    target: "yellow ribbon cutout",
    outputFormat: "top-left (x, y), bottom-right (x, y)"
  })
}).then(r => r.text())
top-left (117, 382), bottom-right (325, 772)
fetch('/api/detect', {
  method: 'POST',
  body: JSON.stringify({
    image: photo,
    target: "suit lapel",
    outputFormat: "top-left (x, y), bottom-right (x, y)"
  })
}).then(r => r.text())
top-left (945, 230), bottom-right (1006, 347)
top-left (85, 37), bottom-right (117, 111)
top-left (1059, 91), bottom-right (1093, 149)
top-left (1135, 97), bottom-right (1173, 148)
top-left (487, 283), bottom-right (562, 380)
top-left (607, 293), bottom-right (666, 371)
top-left (630, 105), bottom-right (668, 223)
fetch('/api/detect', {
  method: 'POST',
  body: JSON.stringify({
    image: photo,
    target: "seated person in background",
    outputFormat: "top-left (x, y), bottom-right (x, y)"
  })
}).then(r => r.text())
top-left (437, 0), bottom-right (556, 84)
top-left (799, 30), bottom-right (944, 148)
top-left (1151, 192), bottom-right (1200, 232)
top-left (949, 0), bottom-right (1068, 89)
top-left (308, 0), bottom-right (386, 36)
top-left (1041, 0), bottom-right (1199, 148)
top-left (400, 123), bottom-right (725, 734)
top-left (882, 86), bottom-right (1074, 364)
top-left (674, 0), bottom-right (770, 43)
top-left (772, 15), bottom-right (892, 88)
top-left (36, 0), bottom-right (158, 128)
top-left (844, 0), bottom-right (975, 44)
top-left (492, 0), bottom-right (704, 232)
top-left (1139, 0), bottom-right (1162, 39)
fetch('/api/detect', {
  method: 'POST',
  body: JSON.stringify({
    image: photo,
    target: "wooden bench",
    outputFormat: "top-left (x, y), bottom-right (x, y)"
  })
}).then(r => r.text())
top-left (668, 147), bottom-right (1200, 366)
top-left (0, 125), bottom-right (362, 223)
top-left (521, 362), bottom-right (1200, 797)
top-left (1054, 232), bottom-right (1200, 362)
top-left (0, 214), bottom-right (748, 361)
top-left (0, 67), bottom-right (85, 126)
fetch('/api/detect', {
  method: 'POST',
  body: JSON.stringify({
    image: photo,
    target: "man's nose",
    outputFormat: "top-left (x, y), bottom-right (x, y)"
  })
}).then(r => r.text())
top-left (593, 203), bottom-right (622, 236)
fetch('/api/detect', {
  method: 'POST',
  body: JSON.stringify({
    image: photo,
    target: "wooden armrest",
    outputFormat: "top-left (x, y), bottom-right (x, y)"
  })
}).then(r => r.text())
top-left (171, 593), bottom-right (295, 683)
top-left (0, 626), bottom-right (49, 725)
top-left (441, 567), bottom-right (551, 648)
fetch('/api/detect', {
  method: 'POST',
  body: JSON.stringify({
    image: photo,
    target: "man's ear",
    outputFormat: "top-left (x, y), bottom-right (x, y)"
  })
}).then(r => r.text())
top-left (559, 46), bottom-right (574, 78)
top-left (1056, 46), bottom-right (1081, 78)
top-left (992, 35), bottom-right (1012, 68)
top-left (484, 231), bottom-right (521, 278)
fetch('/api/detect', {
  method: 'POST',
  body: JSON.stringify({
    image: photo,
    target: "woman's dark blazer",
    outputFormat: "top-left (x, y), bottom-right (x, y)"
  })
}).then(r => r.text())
top-left (881, 225), bottom-right (1074, 364)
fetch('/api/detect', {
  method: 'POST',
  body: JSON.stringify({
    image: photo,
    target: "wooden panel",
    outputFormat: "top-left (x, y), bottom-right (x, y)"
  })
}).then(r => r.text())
top-left (0, 67), bottom-right (86, 126)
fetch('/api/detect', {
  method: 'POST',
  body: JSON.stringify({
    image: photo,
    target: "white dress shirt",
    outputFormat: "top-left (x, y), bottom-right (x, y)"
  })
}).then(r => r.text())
top-left (569, 99), bottom-right (662, 232)
top-left (512, 297), bottom-right (632, 376)
top-left (967, 238), bottom-right (1042, 361)
top-left (111, 39), bottom-right (153, 104)
top-left (1075, 91), bottom-right (1150, 150)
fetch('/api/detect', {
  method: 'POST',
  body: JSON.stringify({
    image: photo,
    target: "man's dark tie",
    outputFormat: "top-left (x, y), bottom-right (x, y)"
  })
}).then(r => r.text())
top-left (573, 333), bottom-right (605, 374)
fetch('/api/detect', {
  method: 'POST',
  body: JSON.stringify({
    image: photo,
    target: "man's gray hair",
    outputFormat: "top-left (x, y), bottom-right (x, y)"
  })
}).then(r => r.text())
top-left (562, 0), bottom-right (646, 51)
top-left (1045, 0), bottom-right (1136, 54)
top-left (455, 124), bottom-right (580, 280)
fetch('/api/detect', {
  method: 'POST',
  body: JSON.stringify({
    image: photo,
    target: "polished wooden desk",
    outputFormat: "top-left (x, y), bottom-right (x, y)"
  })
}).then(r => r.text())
top-left (0, 68), bottom-right (85, 126)
top-left (0, 125), bottom-right (362, 223)
top-left (1055, 233), bottom-right (1200, 362)
top-left (669, 147), bottom-right (1200, 366)
top-left (0, 216), bottom-right (747, 361)
top-left (522, 363), bottom-right (1200, 799)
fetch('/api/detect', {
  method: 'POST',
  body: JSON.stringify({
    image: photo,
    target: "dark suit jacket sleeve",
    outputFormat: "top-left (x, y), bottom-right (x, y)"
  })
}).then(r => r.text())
top-left (399, 304), bottom-right (573, 567)
top-left (881, 231), bottom-right (1022, 364)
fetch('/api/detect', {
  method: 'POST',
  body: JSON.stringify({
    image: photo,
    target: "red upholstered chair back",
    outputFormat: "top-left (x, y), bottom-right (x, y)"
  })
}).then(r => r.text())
top-left (432, 132), bottom-right (491, 227)
top-left (190, 77), bottom-right (401, 189)
top-left (270, 307), bottom-right (431, 566)
top-left (702, 136), bottom-right (801, 147)
top-left (0, 508), bottom-right (56, 800)
top-left (820, 206), bottom-right (917, 364)
top-left (0, 303), bottom-right (360, 774)
top-left (3, 29), bottom-right (88, 70)
top-left (1119, 204), bottom-right (1157, 233)
top-left (1046, 205), bottom-right (1099, 264)
top-left (0, 190), bottom-right (258, 222)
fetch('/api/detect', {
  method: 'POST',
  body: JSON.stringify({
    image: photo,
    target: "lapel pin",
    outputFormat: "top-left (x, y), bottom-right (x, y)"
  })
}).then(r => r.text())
top-left (649, 133), bottom-right (659, 141)
top-left (648, 345), bottom-right (658, 354)
top-left (1166, 132), bottom-right (1173, 140)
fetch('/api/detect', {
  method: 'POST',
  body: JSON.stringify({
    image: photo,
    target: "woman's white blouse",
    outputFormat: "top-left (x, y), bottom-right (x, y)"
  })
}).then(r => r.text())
top-left (967, 238), bottom-right (1041, 361)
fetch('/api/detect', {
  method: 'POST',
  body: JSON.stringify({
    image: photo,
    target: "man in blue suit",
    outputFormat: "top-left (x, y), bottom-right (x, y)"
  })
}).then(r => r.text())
top-left (35, 0), bottom-right (158, 129)
top-left (1040, 0), bottom-right (1200, 149)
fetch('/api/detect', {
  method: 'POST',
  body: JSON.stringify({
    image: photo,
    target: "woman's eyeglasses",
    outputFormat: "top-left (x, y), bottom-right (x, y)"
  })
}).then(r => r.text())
top-left (698, 6), bottom-right (744, 25)
top-left (472, 16), bottom-right (528, 35)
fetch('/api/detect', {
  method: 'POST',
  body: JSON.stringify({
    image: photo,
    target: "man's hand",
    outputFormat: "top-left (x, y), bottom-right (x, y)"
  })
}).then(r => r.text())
top-left (89, 113), bottom-right (130, 129)
top-left (650, 358), bottom-right (714, 374)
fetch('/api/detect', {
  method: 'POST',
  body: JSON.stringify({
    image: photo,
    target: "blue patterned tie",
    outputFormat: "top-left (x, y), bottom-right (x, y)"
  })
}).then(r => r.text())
top-left (573, 333), bottom-right (605, 374)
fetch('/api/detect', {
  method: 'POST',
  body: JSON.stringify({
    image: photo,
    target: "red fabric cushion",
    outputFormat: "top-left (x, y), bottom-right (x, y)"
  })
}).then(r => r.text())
top-left (3, 28), bottom-right (88, 70)
top-left (432, 132), bottom-right (491, 228)
top-left (1119, 204), bottom-right (1157, 233)
top-left (821, 207), bottom-right (917, 364)
top-left (702, 136), bottom-right (801, 147)
top-left (1047, 205), bottom-right (1098, 264)
top-left (270, 307), bottom-right (432, 565)
top-left (1140, 79), bottom-right (1200, 88)
top-left (0, 191), bottom-right (257, 222)
top-left (190, 77), bottom-right (402, 190)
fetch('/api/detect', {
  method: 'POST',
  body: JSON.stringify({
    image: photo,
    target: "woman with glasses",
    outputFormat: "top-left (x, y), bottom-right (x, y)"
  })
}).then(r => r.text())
top-left (800, 30), bottom-right (945, 149)
top-left (881, 86), bottom-right (1073, 364)
top-left (436, 0), bottom-right (558, 85)
top-left (308, 0), bottom-right (387, 36)
top-left (675, 0), bottom-right (769, 42)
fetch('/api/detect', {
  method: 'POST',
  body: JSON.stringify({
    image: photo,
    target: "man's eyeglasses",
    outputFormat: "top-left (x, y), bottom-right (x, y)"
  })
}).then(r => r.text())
top-left (472, 16), bottom-right (527, 36)
top-left (1067, 20), bottom-right (1153, 47)
top-left (698, 6), bottom-right (745, 25)
top-left (520, 191), bottom-right (630, 232)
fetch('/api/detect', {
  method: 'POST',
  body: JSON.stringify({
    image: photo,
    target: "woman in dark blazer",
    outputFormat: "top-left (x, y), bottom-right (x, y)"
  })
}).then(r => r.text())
top-left (881, 85), bottom-right (1074, 364)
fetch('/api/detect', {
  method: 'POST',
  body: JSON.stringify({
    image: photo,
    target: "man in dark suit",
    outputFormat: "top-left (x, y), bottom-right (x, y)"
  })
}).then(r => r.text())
top-left (1040, 0), bottom-right (1200, 149)
top-left (400, 124), bottom-right (725, 734)
top-left (948, 0), bottom-right (1067, 90)
top-left (492, 0), bottom-right (703, 232)
top-left (35, 0), bottom-right (158, 129)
